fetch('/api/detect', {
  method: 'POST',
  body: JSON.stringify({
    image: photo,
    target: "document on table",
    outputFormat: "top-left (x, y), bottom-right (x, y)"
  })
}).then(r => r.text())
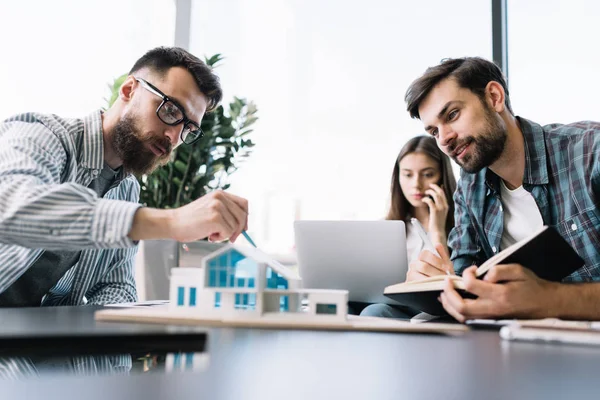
top-left (105, 300), bottom-right (170, 308)
top-left (499, 318), bottom-right (600, 346)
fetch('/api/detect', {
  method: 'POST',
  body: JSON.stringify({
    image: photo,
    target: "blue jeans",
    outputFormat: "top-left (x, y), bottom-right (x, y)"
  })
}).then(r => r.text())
top-left (359, 303), bottom-right (418, 320)
top-left (347, 301), bottom-right (370, 315)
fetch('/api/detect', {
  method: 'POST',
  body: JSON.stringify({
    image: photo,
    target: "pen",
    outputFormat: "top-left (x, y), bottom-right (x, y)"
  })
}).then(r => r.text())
top-left (241, 231), bottom-right (257, 248)
top-left (410, 218), bottom-right (450, 275)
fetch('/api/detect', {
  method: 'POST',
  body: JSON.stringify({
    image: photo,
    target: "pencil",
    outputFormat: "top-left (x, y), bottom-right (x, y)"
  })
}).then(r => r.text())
top-left (242, 231), bottom-right (257, 248)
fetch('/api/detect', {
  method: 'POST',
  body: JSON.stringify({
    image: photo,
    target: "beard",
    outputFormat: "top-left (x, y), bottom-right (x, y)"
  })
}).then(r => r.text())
top-left (450, 103), bottom-right (507, 174)
top-left (111, 114), bottom-right (172, 176)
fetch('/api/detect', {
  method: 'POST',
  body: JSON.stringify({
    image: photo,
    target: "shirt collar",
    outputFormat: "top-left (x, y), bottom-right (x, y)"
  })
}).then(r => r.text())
top-left (81, 110), bottom-right (105, 171)
top-left (81, 110), bottom-right (129, 183)
top-left (518, 116), bottom-right (549, 186)
top-left (484, 116), bottom-right (549, 194)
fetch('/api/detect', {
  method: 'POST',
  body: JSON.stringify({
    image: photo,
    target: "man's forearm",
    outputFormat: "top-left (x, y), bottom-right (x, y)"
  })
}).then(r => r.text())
top-left (128, 207), bottom-right (175, 241)
top-left (551, 282), bottom-right (600, 319)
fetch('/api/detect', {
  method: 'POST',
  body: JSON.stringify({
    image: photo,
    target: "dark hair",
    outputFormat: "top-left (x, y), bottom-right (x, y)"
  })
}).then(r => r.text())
top-left (405, 57), bottom-right (512, 120)
top-left (386, 135), bottom-right (457, 238)
top-left (129, 47), bottom-right (222, 112)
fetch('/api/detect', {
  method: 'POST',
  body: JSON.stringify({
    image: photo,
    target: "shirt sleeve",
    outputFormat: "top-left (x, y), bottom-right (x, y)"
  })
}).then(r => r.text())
top-left (0, 121), bottom-right (141, 250)
top-left (592, 134), bottom-right (600, 198)
top-left (448, 182), bottom-right (487, 274)
top-left (85, 247), bottom-right (138, 305)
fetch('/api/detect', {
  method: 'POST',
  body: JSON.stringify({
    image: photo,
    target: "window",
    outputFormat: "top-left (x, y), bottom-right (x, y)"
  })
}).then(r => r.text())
top-left (279, 295), bottom-right (289, 312)
top-left (190, 0), bottom-right (492, 254)
top-left (207, 250), bottom-right (258, 288)
top-left (248, 293), bottom-right (256, 307)
top-left (265, 267), bottom-right (289, 290)
top-left (316, 304), bottom-right (338, 315)
top-left (214, 292), bottom-right (221, 308)
top-left (234, 293), bottom-right (255, 310)
top-left (189, 287), bottom-right (197, 306)
top-left (177, 286), bottom-right (185, 306)
top-left (0, 0), bottom-right (175, 120)
top-left (508, 0), bottom-right (600, 123)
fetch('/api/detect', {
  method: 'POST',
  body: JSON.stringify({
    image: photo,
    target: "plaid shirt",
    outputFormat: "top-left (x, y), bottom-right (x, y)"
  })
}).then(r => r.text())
top-left (449, 117), bottom-right (600, 282)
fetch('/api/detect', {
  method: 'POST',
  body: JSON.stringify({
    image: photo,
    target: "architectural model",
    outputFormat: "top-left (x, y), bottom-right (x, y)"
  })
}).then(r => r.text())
top-left (95, 243), bottom-right (468, 335)
top-left (169, 243), bottom-right (349, 323)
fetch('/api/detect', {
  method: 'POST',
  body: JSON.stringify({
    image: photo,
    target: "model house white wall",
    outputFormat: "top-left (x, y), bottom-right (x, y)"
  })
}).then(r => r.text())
top-left (169, 244), bottom-right (348, 321)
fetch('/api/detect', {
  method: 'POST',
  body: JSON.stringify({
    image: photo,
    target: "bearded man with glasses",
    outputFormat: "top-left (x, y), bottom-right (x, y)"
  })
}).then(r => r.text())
top-left (0, 47), bottom-right (249, 307)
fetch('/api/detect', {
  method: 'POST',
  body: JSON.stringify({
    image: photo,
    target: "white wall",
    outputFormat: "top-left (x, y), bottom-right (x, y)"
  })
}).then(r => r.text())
top-left (508, 0), bottom-right (600, 123)
top-left (0, 0), bottom-right (175, 120)
top-left (0, 0), bottom-right (497, 255)
top-left (189, 0), bottom-right (492, 253)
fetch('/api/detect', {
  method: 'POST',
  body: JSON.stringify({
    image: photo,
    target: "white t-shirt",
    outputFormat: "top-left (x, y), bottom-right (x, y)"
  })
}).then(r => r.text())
top-left (499, 180), bottom-right (544, 250)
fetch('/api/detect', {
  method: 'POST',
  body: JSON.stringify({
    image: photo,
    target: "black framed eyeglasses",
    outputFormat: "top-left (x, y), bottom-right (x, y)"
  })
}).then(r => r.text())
top-left (135, 77), bottom-right (204, 145)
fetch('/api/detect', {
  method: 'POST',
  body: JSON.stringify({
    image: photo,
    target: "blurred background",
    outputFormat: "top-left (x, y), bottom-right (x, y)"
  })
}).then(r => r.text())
top-left (1, 0), bottom-right (599, 259)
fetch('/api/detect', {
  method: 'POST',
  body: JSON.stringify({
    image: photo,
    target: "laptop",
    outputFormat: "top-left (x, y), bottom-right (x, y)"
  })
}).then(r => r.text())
top-left (294, 220), bottom-right (408, 304)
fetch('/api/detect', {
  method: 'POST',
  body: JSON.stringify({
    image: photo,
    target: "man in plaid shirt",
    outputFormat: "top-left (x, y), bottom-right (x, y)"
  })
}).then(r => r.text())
top-left (404, 57), bottom-right (600, 322)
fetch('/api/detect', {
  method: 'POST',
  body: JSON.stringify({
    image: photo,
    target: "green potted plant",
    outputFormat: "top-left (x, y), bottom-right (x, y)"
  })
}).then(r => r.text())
top-left (106, 54), bottom-right (257, 300)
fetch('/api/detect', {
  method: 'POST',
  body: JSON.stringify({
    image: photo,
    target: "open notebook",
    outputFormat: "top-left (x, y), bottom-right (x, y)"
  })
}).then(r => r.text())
top-left (384, 225), bottom-right (584, 316)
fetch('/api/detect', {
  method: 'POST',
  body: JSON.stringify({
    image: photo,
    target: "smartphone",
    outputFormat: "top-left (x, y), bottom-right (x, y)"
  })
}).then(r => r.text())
top-left (425, 180), bottom-right (443, 202)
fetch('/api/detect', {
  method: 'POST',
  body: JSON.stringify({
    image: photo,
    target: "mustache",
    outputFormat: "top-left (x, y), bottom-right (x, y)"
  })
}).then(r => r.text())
top-left (149, 137), bottom-right (173, 156)
top-left (448, 138), bottom-right (473, 157)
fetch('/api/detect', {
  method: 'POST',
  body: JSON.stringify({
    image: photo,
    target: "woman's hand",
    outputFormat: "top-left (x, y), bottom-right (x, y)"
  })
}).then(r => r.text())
top-left (422, 183), bottom-right (448, 245)
top-left (406, 243), bottom-right (455, 282)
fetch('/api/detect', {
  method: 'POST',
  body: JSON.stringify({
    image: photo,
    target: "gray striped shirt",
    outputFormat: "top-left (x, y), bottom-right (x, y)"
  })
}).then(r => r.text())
top-left (0, 110), bottom-right (142, 305)
top-left (0, 355), bottom-right (131, 379)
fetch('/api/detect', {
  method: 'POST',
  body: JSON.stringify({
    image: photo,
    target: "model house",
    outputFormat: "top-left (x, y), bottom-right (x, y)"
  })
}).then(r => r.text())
top-left (169, 244), bottom-right (348, 322)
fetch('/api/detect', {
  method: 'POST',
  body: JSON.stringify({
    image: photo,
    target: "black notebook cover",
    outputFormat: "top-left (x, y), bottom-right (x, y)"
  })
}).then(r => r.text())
top-left (484, 225), bottom-right (583, 282)
top-left (386, 289), bottom-right (476, 316)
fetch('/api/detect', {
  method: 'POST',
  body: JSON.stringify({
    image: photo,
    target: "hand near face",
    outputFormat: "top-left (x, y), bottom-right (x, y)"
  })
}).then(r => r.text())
top-left (170, 190), bottom-right (249, 243)
top-left (439, 263), bottom-right (557, 322)
top-left (421, 183), bottom-right (449, 242)
top-left (406, 242), bottom-right (455, 282)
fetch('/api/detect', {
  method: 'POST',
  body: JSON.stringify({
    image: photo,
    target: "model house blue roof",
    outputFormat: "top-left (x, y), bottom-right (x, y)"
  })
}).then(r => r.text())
top-left (204, 244), bottom-right (300, 282)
